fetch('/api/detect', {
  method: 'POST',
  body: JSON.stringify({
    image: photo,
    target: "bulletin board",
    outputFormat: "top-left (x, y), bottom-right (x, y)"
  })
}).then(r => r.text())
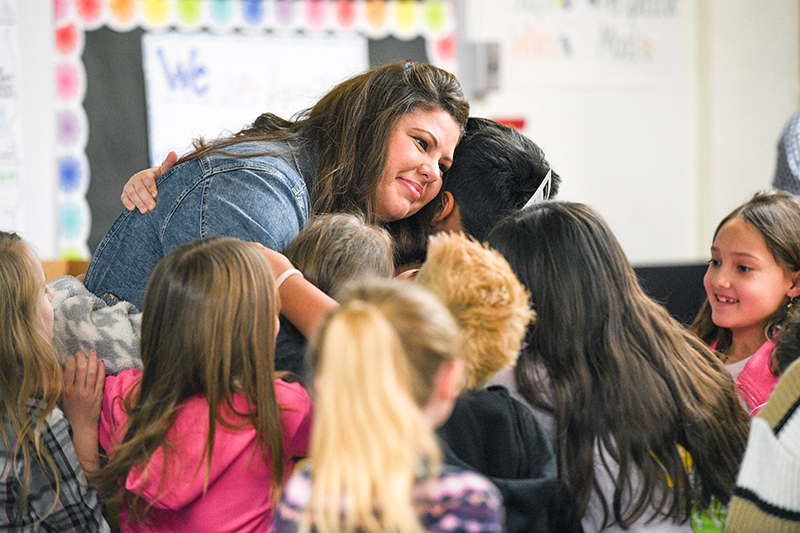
top-left (53, 0), bottom-right (458, 257)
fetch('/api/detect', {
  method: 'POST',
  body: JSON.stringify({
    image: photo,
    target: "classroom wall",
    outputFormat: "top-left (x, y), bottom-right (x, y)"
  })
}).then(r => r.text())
top-left (699, 1), bottom-right (800, 251)
top-left (467, 0), bottom-right (800, 265)
top-left (11, 0), bottom-right (800, 266)
top-left (15, 0), bottom-right (56, 258)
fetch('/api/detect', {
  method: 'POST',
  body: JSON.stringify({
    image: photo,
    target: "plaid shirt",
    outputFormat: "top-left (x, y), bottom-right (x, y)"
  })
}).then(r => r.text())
top-left (0, 404), bottom-right (109, 532)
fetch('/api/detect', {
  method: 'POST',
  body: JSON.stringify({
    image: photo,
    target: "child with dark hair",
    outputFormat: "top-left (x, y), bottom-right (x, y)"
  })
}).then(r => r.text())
top-left (771, 310), bottom-right (800, 375)
top-left (488, 201), bottom-right (748, 533)
top-left (388, 117), bottom-right (560, 269)
top-left (690, 190), bottom-right (800, 416)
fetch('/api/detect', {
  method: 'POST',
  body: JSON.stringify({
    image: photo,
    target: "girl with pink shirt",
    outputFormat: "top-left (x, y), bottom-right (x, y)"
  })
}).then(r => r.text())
top-left (66, 236), bottom-right (313, 533)
top-left (691, 190), bottom-right (800, 416)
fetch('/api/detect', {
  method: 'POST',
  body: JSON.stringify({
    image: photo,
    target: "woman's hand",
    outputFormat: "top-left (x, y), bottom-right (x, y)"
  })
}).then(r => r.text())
top-left (61, 350), bottom-right (105, 473)
top-left (121, 151), bottom-right (178, 213)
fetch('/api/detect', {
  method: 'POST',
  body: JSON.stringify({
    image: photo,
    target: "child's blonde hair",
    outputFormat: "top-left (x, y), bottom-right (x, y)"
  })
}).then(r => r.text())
top-left (94, 236), bottom-right (285, 523)
top-left (0, 231), bottom-right (63, 516)
top-left (416, 232), bottom-right (534, 389)
top-left (691, 190), bottom-right (800, 355)
top-left (284, 213), bottom-right (393, 298)
top-left (305, 279), bottom-right (461, 533)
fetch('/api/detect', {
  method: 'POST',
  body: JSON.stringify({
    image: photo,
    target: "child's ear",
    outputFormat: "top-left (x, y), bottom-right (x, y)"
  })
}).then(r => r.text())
top-left (436, 359), bottom-right (465, 401)
top-left (424, 359), bottom-right (465, 428)
top-left (430, 191), bottom-right (456, 226)
top-left (788, 270), bottom-right (800, 298)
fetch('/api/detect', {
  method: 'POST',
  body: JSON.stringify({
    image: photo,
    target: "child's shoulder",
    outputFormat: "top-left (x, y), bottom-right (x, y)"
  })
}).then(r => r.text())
top-left (427, 465), bottom-right (502, 499)
top-left (274, 377), bottom-right (312, 408)
top-left (1, 401), bottom-right (67, 444)
top-left (104, 368), bottom-right (142, 394)
top-left (413, 465), bottom-right (504, 532)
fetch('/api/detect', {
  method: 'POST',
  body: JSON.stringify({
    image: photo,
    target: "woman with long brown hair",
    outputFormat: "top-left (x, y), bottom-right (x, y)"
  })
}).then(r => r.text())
top-left (85, 61), bottom-right (468, 310)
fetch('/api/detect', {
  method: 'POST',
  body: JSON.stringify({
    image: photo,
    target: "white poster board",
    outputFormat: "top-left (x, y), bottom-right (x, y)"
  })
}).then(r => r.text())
top-left (468, 0), bottom-right (684, 89)
top-left (143, 32), bottom-right (368, 166)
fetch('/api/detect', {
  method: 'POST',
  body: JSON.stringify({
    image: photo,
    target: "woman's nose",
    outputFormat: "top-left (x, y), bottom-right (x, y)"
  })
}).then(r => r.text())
top-left (419, 160), bottom-right (440, 183)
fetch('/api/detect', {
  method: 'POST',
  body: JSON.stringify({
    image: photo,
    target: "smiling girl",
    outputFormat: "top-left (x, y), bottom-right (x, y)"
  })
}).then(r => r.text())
top-left (691, 190), bottom-right (800, 416)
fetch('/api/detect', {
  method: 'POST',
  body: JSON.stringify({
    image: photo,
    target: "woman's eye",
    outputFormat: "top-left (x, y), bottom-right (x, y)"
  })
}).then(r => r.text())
top-left (708, 258), bottom-right (720, 267)
top-left (439, 163), bottom-right (449, 173)
top-left (414, 137), bottom-right (428, 150)
top-left (737, 265), bottom-right (752, 273)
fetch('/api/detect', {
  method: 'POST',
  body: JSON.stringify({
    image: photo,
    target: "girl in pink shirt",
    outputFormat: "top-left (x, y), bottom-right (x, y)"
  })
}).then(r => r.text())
top-left (691, 190), bottom-right (800, 416)
top-left (69, 236), bottom-right (313, 533)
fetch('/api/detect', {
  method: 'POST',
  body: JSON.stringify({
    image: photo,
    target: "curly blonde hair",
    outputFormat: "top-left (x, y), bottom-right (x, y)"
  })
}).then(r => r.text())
top-left (416, 232), bottom-right (534, 389)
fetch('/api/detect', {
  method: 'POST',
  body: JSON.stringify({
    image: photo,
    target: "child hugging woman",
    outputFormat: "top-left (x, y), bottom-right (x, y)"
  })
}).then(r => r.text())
top-left (66, 236), bottom-right (313, 533)
top-left (691, 190), bottom-right (800, 416)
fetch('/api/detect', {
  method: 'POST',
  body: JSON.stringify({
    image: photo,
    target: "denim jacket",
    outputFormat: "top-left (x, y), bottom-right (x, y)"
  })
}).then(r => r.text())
top-left (84, 140), bottom-right (314, 309)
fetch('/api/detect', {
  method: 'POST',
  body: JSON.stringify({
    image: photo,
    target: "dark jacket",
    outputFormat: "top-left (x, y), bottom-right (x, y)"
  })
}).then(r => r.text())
top-left (437, 385), bottom-right (558, 533)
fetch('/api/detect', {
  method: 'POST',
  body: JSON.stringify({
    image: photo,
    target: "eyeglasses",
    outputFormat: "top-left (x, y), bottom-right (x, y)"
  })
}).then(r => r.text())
top-left (522, 169), bottom-right (552, 209)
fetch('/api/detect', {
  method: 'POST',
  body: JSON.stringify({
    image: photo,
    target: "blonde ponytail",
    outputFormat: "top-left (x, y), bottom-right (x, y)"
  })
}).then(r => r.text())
top-left (305, 280), bottom-right (460, 533)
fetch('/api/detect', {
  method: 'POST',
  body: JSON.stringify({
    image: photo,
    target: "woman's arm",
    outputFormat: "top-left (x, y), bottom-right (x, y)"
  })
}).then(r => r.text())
top-left (121, 151), bottom-right (177, 213)
top-left (252, 243), bottom-right (338, 338)
top-left (61, 350), bottom-right (105, 474)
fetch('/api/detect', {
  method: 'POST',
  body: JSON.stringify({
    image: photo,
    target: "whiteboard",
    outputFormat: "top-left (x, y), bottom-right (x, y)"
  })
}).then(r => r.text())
top-left (142, 32), bottom-right (369, 166)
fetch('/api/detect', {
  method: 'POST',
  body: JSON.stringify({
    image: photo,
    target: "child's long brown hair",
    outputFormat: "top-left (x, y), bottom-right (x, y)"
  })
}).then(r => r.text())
top-left (489, 202), bottom-right (749, 532)
top-left (93, 236), bottom-right (285, 523)
top-left (0, 231), bottom-right (63, 517)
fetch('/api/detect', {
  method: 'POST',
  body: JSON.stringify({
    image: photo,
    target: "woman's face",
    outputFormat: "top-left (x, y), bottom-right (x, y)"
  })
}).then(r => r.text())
top-left (375, 108), bottom-right (460, 222)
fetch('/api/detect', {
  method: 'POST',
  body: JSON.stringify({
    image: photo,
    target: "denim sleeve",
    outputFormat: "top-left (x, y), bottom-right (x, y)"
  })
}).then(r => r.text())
top-left (182, 165), bottom-right (308, 252)
top-left (85, 155), bottom-right (310, 309)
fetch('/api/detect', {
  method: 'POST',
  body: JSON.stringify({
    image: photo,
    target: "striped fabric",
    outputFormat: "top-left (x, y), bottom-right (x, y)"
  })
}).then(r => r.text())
top-left (725, 358), bottom-right (800, 532)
